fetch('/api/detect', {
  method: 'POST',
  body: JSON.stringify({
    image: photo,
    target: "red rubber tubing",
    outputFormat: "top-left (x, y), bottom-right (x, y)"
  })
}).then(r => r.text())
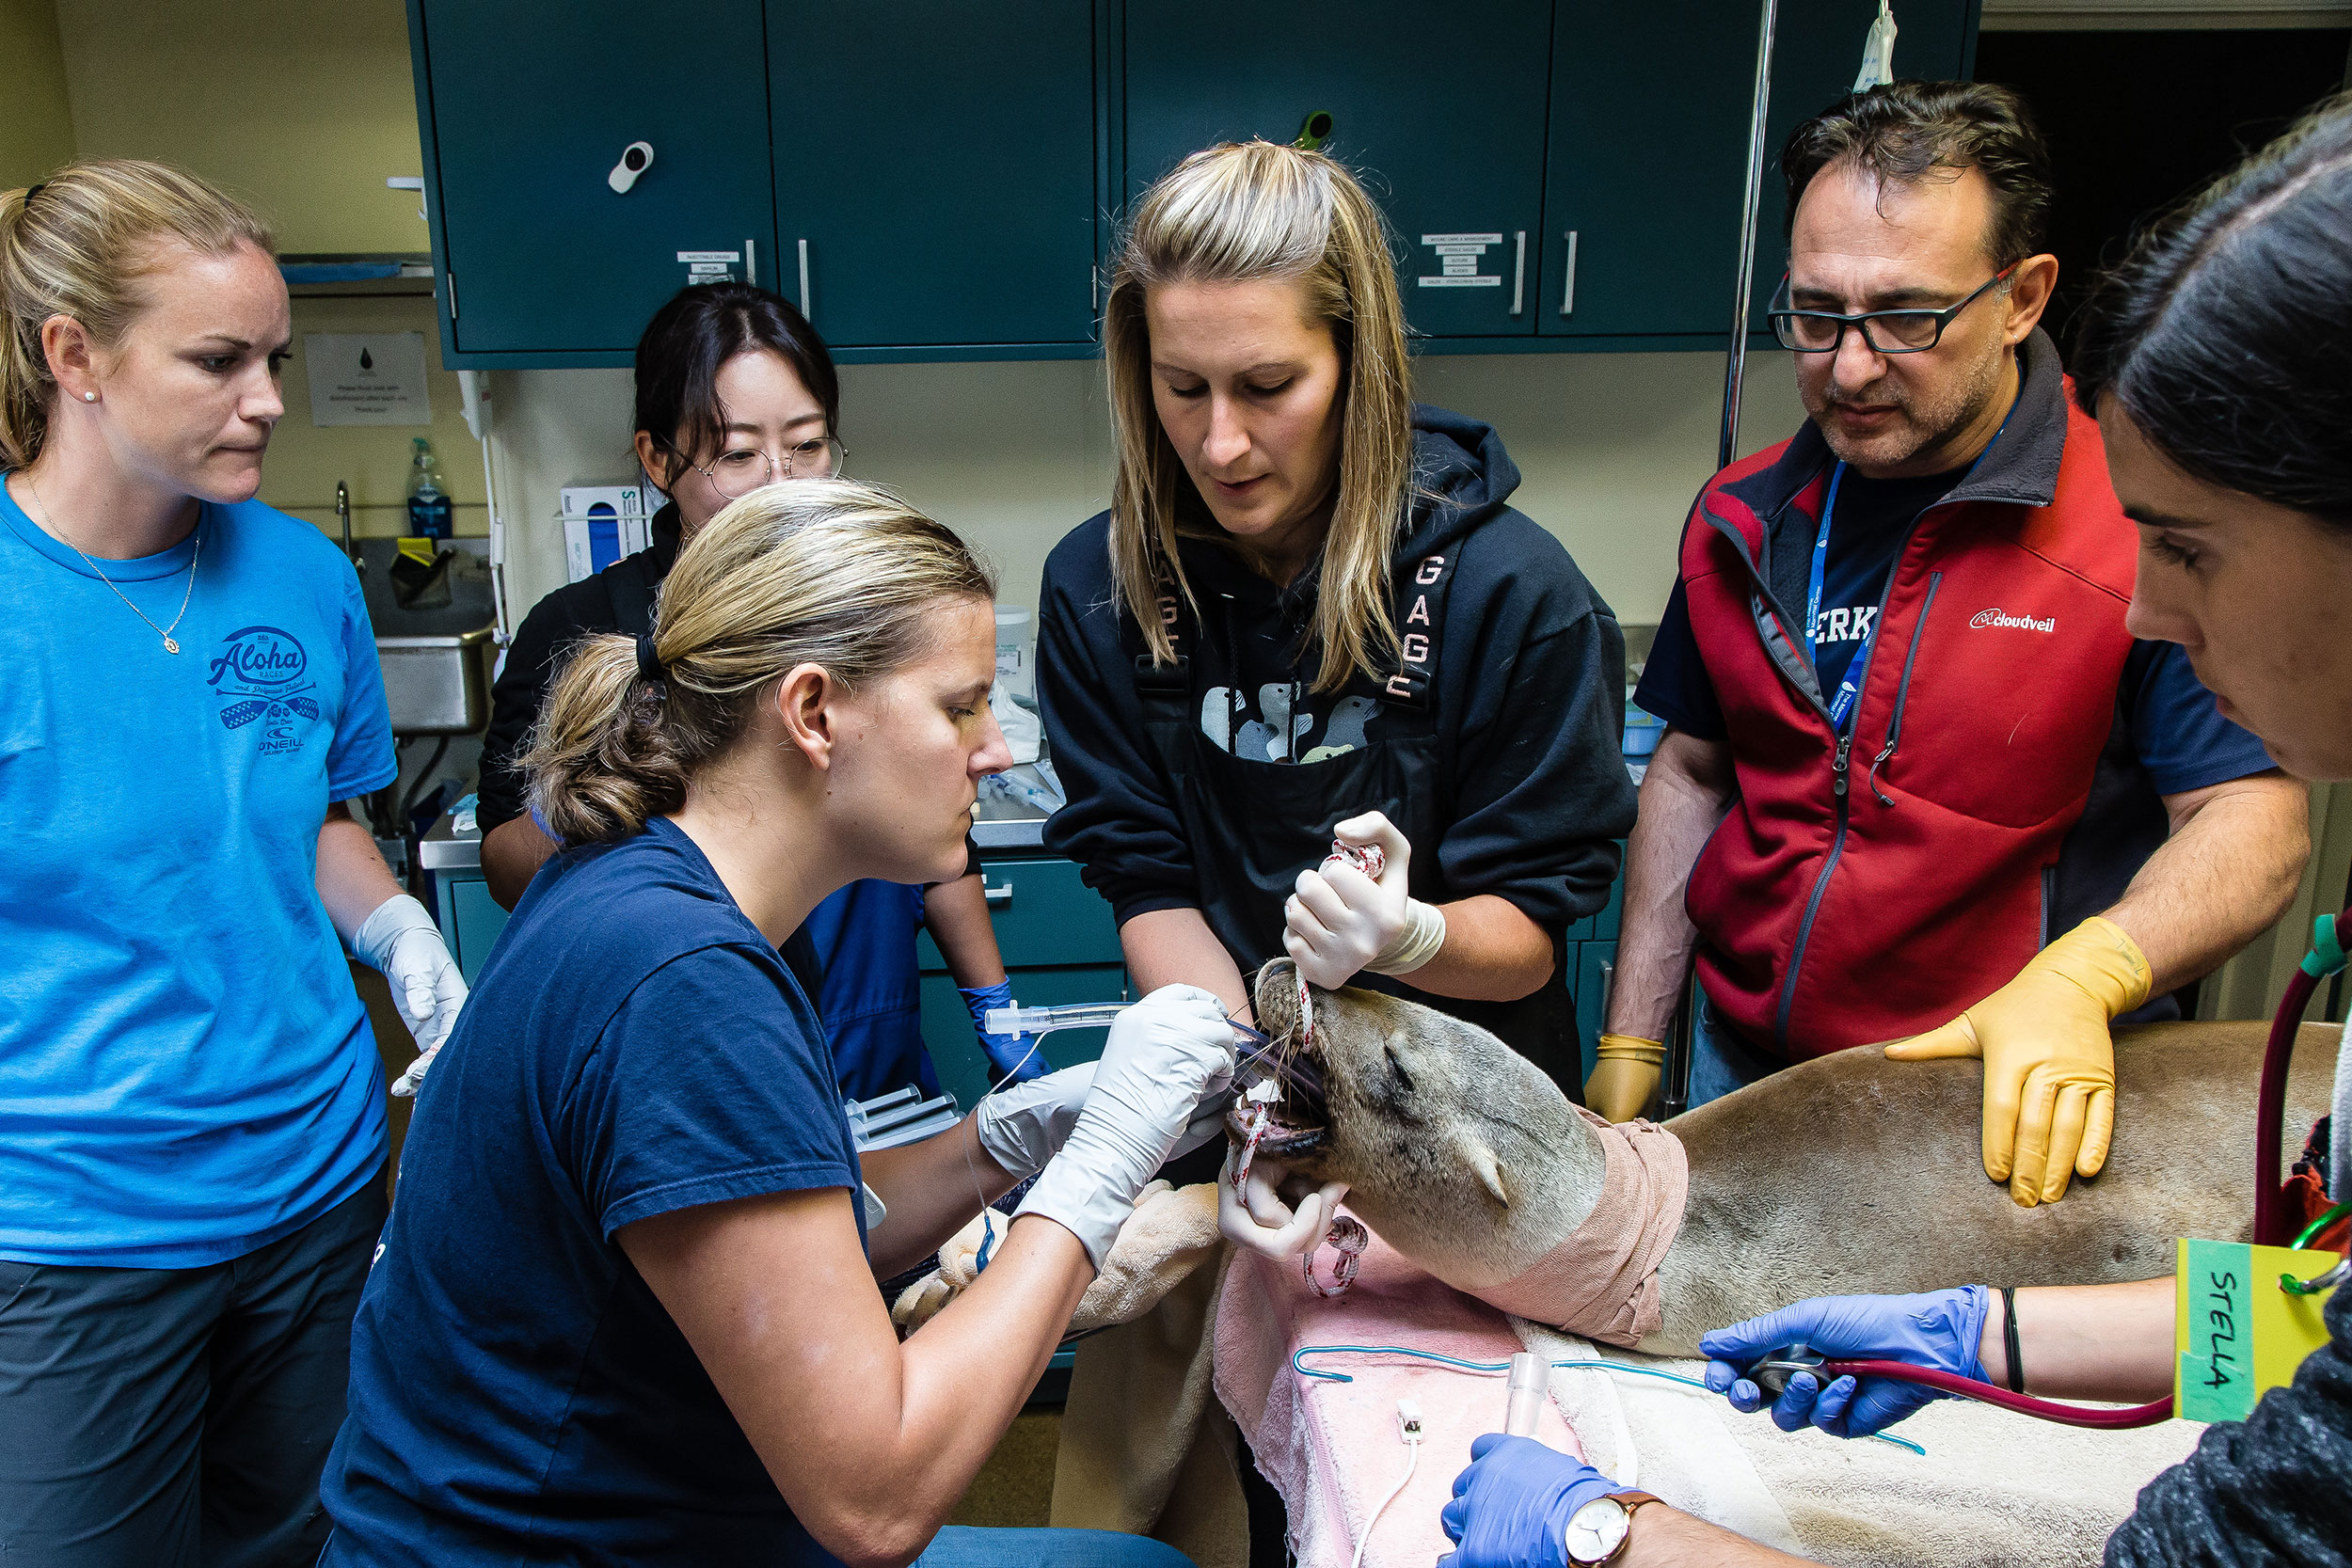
top-left (2254, 963), bottom-right (2323, 1248)
top-left (1822, 1360), bottom-right (2174, 1429)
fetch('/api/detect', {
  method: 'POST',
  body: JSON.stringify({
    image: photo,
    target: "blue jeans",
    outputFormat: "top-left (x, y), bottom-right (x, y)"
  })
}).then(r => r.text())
top-left (915, 1527), bottom-right (1196, 1567)
top-left (1685, 990), bottom-right (1787, 1110)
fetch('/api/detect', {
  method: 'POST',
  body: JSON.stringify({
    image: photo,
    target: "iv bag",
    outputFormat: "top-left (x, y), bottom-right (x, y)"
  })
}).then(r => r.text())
top-left (1853, 0), bottom-right (1898, 92)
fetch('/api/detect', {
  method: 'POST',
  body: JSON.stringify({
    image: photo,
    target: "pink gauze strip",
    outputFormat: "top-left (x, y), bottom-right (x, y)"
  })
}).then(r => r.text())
top-left (1464, 1106), bottom-right (1690, 1348)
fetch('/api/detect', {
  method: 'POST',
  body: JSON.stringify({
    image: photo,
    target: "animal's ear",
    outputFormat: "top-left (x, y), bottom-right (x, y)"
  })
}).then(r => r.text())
top-left (1464, 1138), bottom-right (1509, 1209)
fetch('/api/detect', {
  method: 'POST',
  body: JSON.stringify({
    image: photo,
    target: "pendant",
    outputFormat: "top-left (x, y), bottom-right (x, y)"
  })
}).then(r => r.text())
top-left (163, 636), bottom-right (180, 654)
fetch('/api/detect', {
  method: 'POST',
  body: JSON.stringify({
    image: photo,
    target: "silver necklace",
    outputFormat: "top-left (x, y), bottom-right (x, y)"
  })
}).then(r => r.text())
top-left (22, 473), bottom-right (201, 654)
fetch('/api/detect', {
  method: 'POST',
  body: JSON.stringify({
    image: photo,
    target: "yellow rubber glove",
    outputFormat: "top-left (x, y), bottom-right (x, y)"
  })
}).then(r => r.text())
top-left (1585, 1034), bottom-right (1665, 1123)
top-left (1883, 916), bottom-right (2151, 1207)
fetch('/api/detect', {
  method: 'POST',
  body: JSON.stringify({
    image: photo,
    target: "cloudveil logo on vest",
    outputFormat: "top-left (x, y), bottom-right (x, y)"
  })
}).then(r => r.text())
top-left (1968, 608), bottom-right (2058, 633)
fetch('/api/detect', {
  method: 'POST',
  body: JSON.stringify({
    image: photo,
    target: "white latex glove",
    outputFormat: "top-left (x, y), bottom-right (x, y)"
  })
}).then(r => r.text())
top-left (1283, 810), bottom-right (1443, 990)
top-left (352, 894), bottom-right (467, 1097)
top-left (1217, 1144), bottom-right (1350, 1259)
top-left (1016, 985), bottom-right (1236, 1266)
top-left (974, 1059), bottom-right (1232, 1180)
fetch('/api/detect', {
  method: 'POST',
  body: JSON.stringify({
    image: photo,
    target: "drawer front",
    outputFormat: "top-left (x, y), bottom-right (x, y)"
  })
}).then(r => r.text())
top-left (920, 963), bottom-right (1130, 1111)
top-left (917, 858), bottom-right (1122, 973)
top-left (440, 875), bottom-right (512, 987)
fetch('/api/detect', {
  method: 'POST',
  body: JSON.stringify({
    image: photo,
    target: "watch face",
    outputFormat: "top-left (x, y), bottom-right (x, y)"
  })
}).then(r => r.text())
top-left (1565, 1497), bottom-right (1630, 1563)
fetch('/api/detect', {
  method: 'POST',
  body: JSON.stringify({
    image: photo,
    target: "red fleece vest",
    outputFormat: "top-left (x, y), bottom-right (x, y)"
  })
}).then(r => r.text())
top-left (1680, 397), bottom-right (2137, 1058)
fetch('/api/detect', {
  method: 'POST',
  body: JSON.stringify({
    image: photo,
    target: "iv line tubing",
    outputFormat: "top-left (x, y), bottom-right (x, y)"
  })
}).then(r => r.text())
top-left (1288, 1344), bottom-right (1927, 1457)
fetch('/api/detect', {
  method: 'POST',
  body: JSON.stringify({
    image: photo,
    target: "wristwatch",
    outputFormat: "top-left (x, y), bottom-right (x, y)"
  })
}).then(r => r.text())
top-left (1564, 1490), bottom-right (1662, 1564)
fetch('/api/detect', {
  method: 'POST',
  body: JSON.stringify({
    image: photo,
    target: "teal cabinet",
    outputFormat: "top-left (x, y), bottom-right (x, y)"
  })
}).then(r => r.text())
top-left (409, 0), bottom-right (777, 360)
top-left (1572, 939), bottom-right (1618, 1085)
top-left (1541, 3), bottom-right (1758, 341)
top-left (403, 0), bottom-right (1979, 363)
top-left (1122, 0), bottom-right (1555, 341)
top-left (769, 2), bottom-right (1099, 351)
top-left (433, 873), bottom-right (512, 987)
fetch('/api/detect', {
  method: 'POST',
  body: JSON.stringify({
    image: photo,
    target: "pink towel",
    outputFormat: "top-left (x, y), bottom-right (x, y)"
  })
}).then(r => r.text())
top-left (1214, 1212), bottom-right (1585, 1568)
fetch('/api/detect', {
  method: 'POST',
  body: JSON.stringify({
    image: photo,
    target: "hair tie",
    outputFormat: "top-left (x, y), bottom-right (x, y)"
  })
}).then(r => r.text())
top-left (635, 631), bottom-right (666, 683)
top-left (21, 183), bottom-right (42, 208)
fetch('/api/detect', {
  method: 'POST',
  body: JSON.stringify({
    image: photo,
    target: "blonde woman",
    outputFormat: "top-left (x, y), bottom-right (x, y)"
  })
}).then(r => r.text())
top-left (320, 483), bottom-right (1227, 1568)
top-left (0, 164), bottom-right (462, 1561)
top-left (1039, 140), bottom-right (1636, 1103)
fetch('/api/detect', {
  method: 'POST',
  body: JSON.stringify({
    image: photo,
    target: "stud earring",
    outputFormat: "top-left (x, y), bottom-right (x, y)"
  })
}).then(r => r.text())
top-left (81, 391), bottom-right (95, 403)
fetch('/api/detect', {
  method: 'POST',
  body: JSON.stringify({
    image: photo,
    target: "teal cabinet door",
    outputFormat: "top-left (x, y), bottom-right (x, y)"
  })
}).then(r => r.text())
top-left (1574, 939), bottom-right (1617, 1085)
top-left (1122, 1), bottom-right (1553, 341)
top-left (443, 876), bottom-right (512, 988)
top-left (768, 2), bottom-right (1098, 349)
top-left (1541, 2), bottom-right (1757, 339)
top-left (917, 859), bottom-right (1125, 972)
top-left (412, 0), bottom-right (776, 358)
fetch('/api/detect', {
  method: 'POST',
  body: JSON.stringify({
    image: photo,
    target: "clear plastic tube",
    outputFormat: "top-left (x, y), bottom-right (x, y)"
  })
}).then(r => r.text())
top-left (983, 1001), bottom-right (1267, 1045)
top-left (1503, 1350), bottom-right (1549, 1437)
top-left (982, 1002), bottom-right (1128, 1037)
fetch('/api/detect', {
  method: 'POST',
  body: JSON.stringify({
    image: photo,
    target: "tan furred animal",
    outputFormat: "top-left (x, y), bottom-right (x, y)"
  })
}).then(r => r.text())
top-left (1245, 962), bottom-right (2338, 1355)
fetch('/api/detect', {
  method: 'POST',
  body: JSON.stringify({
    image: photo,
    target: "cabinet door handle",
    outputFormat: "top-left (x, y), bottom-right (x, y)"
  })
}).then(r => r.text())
top-left (1510, 230), bottom-right (1526, 315)
top-left (797, 238), bottom-right (812, 319)
top-left (1597, 958), bottom-right (1613, 1014)
top-left (983, 881), bottom-right (1013, 906)
top-left (1560, 230), bottom-right (1580, 316)
top-left (745, 239), bottom-right (756, 288)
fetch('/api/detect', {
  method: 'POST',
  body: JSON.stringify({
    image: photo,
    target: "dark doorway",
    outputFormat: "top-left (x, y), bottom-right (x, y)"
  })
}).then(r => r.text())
top-left (1973, 27), bottom-right (2350, 345)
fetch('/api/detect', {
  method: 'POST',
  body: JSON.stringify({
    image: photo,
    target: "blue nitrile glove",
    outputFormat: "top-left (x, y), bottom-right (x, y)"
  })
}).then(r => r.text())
top-left (961, 978), bottom-right (1044, 1083)
top-left (1699, 1285), bottom-right (1993, 1438)
top-left (1438, 1433), bottom-right (1621, 1568)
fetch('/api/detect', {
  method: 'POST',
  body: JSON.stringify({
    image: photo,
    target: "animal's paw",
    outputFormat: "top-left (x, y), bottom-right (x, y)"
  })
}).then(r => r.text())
top-left (888, 1182), bottom-right (1226, 1340)
top-left (1071, 1180), bottom-right (1223, 1332)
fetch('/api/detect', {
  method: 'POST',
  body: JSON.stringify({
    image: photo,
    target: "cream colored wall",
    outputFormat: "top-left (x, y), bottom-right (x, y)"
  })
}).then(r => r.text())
top-left (52, 0), bottom-right (428, 255)
top-left (488, 351), bottom-right (1806, 629)
top-left (0, 0), bottom-right (74, 190)
top-left (41, 0), bottom-right (483, 531)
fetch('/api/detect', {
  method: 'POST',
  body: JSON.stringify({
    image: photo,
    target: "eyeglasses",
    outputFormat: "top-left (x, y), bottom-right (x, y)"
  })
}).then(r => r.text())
top-left (694, 436), bottom-right (847, 499)
top-left (1767, 265), bottom-right (2017, 355)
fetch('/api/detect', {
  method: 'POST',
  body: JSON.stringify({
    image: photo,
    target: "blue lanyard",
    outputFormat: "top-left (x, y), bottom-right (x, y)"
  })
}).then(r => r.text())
top-left (1803, 462), bottom-right (1872, 731)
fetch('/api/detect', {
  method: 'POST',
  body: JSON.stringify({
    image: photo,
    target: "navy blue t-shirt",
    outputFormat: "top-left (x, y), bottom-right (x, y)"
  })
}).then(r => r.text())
top-left (320, 818), bottom-right (861, 1567)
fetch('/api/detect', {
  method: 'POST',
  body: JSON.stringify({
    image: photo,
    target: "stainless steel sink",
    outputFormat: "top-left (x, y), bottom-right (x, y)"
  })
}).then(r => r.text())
top-left (356, 538), bottom-right (498, 736)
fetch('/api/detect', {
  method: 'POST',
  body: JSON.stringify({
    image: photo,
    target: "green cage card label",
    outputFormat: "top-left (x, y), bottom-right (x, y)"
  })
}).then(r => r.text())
top-left (2175, 1238), bottom-right (2339, 1424)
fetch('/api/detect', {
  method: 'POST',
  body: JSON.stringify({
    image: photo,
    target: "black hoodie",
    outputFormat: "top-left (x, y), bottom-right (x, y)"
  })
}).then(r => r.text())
top-left (1038, 404), bottom-right (1636, 944)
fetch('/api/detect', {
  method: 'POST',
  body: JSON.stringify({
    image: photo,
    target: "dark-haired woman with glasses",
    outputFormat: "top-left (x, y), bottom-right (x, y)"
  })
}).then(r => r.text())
top-left (472, 283), bottom-right (1030, 1102)
top-left (477, 283), bottom-right (845, 908)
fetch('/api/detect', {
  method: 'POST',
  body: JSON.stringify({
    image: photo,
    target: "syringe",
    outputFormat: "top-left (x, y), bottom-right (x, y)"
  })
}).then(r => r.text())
top-left (983, 1001), bottom-right (1268, 1046)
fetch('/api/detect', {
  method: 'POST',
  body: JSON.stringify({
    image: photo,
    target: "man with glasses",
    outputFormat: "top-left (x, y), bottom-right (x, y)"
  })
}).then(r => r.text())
top-left (1589, 81), bottom-right (2307, 1209)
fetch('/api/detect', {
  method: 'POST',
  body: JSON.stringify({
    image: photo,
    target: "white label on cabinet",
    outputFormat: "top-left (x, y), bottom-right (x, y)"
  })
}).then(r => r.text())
top-left (1418, 233), bottom-right (1502, 289)
top-left (676, 250), bottom-right (742, 262)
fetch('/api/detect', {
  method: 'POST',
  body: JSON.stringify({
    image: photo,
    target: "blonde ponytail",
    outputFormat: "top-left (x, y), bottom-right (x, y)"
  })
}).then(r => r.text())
top-left (0, 160), bottom-right (274, 469)
top-left (524, 480), bottom-right (996, 845)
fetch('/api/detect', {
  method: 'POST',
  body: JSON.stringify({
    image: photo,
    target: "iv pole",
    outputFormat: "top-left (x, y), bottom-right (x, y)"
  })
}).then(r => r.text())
top-left (1719, 0), bottom-right (1783, 470)
top-left (1669, 0), bottom-right (1785, 1118)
